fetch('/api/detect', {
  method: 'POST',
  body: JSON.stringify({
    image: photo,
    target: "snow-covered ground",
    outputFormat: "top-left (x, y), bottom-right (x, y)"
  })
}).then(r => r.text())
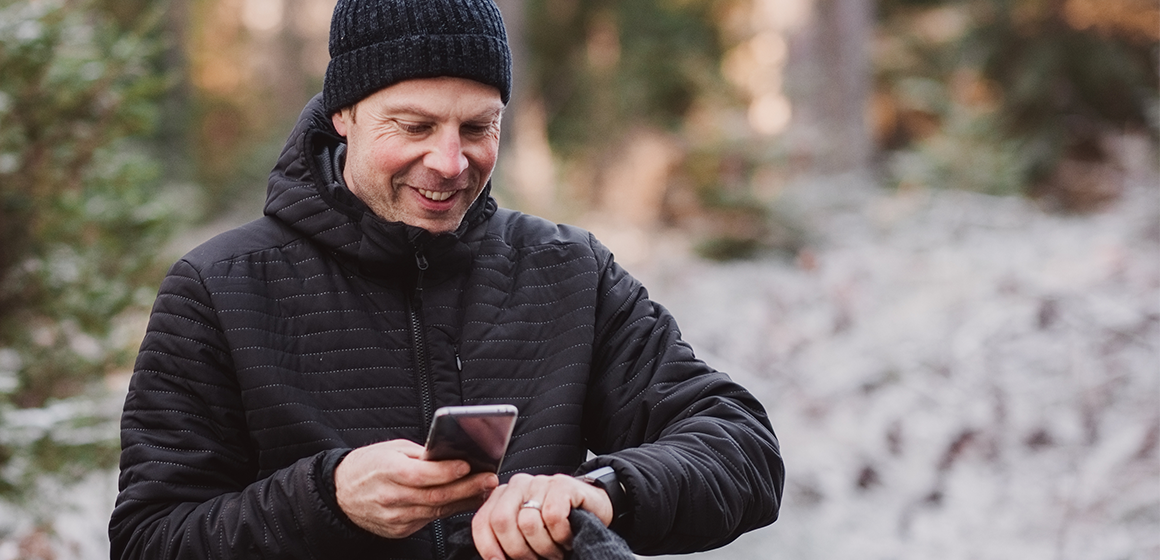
top-left (3, 171), bottom-right (1157, 559)
top-left (621, 175), bottom-right (1159, 560)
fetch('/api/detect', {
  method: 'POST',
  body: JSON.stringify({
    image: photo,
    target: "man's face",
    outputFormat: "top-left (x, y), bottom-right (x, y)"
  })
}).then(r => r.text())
top-left (332, 77), bottom-right (504, 234)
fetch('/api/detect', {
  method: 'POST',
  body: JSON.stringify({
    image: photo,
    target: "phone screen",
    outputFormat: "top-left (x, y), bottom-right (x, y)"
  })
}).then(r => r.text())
top-left (423, 405), bottom-right (518, 473)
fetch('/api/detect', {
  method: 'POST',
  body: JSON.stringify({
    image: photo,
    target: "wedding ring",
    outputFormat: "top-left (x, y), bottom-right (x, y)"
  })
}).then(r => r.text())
top-left (520, 499), bottom-right (542, 511)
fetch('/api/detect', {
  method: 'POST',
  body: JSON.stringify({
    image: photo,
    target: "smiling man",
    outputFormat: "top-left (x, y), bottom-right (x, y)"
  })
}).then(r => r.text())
top-left (109, 1), bottom-right (783, 559)
top-left (332, 77), bottom-right (505, 234)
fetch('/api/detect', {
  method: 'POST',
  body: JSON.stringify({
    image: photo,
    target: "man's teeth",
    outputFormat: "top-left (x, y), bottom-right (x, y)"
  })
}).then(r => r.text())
top-left (419, 189), bottom-right (453, 202)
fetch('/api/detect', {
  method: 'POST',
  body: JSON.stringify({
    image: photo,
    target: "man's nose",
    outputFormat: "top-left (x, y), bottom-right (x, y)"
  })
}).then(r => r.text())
top-left (424, 129), bottom-right (469, 179)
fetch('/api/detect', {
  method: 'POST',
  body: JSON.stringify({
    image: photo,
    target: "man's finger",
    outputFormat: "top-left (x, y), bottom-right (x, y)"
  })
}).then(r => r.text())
top-left (517, 506), bottom-right (566, 560)
top-left (477, 481), bottom-right (543, 560)
top-left (352, 440), bottom-right (470, 488)
top-left (539, 480), bottom-right (577, 549)
top-left (393, 456), bottom-right (472, 487)
top-left (472, 485), bottom-right (507, 560)
top-left (488, 495), bottom-right (538, 560)
top-left (421, 472), bottom-right (498, 506)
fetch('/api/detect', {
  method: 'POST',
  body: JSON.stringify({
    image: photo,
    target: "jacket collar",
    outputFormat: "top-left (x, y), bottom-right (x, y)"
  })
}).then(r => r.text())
top-left (264, 93), bottom-right (495, 284)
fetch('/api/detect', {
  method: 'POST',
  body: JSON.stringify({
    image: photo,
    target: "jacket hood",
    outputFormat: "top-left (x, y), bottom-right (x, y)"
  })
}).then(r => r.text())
top-left (264, 93), bottom-right (497, 283)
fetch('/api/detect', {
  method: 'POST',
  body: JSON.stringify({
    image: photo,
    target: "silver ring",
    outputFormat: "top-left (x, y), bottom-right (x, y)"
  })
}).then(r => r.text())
top-left (520, 499), bottom-right (542, 511)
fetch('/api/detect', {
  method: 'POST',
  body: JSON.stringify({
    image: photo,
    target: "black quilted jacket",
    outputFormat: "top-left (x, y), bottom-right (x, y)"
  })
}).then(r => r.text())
top-left (110, 94), bottom-right (783, 560)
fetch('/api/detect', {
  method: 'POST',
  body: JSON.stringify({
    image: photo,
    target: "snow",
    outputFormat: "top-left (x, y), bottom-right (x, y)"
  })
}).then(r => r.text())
top-left (3, 173), bottom-right (1157, 559)
top-left (626, 175), bottom-right (1159, 560)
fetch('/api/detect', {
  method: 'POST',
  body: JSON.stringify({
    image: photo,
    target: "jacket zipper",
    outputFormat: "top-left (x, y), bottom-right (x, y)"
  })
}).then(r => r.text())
top-left (410, 251), bottom-right (434, 428)
top-left (408, 250), bottom-right (447, 560)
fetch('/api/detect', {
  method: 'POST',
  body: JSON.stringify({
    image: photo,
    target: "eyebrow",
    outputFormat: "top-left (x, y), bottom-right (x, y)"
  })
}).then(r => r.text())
top-left (380, 103), bottom-right (504, 123)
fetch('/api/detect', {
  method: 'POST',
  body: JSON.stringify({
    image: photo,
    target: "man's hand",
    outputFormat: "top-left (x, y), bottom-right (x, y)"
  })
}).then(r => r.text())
top-left (334, 439), bottom-right (499, 539)
top-left (471, 473), bottom-right (614, 560)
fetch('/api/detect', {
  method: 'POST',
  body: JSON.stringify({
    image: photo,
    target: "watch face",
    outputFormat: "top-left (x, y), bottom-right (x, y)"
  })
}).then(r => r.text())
top-left (581, 466), bottom-right (616, 483)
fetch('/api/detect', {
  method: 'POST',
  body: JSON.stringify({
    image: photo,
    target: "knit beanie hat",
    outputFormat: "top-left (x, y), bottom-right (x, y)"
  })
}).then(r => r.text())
top-left (323, 0), bottom-right (512, 114)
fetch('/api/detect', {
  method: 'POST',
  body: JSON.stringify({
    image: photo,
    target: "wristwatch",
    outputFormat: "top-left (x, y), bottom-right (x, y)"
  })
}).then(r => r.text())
top-left (576, 466), bottom-right (629, 525)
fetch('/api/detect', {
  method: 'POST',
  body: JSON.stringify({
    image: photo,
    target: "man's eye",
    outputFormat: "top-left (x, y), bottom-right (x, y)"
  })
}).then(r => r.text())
top-left (463, 123), bottom-right (497, 137)
top-left (395, 120), bottom-right (430, 134)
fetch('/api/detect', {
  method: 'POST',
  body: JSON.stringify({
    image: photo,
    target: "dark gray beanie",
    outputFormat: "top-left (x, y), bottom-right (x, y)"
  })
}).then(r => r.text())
top-left (323, 0), bottom-right (511, 114)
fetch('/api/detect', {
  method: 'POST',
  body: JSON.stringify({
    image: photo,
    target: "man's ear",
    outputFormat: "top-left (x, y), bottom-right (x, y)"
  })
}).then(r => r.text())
top-left (332, 110), bottom-right (349, 137)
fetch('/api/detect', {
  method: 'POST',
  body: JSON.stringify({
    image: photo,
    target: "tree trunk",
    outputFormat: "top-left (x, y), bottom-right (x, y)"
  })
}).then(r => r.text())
top-left (786, 0), bottom-right (874, 173)
top-left (494, 0), bottom-right (558, 217)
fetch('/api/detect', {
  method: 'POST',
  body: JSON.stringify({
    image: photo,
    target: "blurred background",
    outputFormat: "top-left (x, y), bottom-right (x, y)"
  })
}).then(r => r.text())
top-left (0, 0), bottom-right (1156, 558)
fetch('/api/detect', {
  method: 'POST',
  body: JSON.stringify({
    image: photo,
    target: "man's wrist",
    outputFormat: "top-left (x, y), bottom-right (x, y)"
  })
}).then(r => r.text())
top-left (319, 448), bottom-right (363, 530)
top-left (575, 466), bottom-right (629, 526)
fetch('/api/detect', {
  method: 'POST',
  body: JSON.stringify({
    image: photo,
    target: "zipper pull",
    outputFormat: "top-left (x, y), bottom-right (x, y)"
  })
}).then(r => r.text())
top-left (454, 349), bottom-right (462, 372)
top-left (413, 251), bottom-right (429, 305)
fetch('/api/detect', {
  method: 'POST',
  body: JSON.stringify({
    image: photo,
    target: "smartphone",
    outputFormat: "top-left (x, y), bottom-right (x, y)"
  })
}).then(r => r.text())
top-left (422, 404), bottom-right (518, 474)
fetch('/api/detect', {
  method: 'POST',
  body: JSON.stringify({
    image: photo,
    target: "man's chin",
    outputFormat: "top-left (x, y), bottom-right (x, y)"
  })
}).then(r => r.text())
top-left (407, 212), bottom-right (467, 235)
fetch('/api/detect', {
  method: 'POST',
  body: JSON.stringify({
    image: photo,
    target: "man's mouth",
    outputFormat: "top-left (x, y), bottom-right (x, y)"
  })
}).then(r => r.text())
top-left (418, 189), bottom-right (454, 202)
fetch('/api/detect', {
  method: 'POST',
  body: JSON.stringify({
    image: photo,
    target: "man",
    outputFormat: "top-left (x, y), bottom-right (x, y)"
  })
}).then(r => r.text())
top-left (109, 0), bottom-right (784, 558)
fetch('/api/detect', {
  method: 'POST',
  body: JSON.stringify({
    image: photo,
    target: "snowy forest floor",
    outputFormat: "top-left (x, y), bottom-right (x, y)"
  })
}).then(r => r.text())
top-left (617, 174), bottom-right (1160, 560)
top-left (2, 168), bottom-right (1157, 559)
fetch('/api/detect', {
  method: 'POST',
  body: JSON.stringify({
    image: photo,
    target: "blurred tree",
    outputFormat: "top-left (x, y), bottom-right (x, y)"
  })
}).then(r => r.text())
top-left (523, 0), bottom-right (733, 200)
top-left (184, 0), bottom-right (330, 214)
top-left (492, 0), bottom-right (554, 216)
top-left (526, 0), bottom-right (729, 156)
top-left (0, 0), bottom-right (176, 504)
top-left (876, 0), bottom-right (1158, 209)
top-left (786, 0), bottom-right (876, 172)
top-left (522, 0), bottom-right (801, 260)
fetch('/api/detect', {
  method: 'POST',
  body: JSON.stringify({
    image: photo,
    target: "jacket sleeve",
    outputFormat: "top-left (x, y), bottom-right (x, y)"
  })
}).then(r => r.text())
top-left (579, 236), bottom-right (785, 555)
top-left (109, 260), bottom-right (373, 560)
